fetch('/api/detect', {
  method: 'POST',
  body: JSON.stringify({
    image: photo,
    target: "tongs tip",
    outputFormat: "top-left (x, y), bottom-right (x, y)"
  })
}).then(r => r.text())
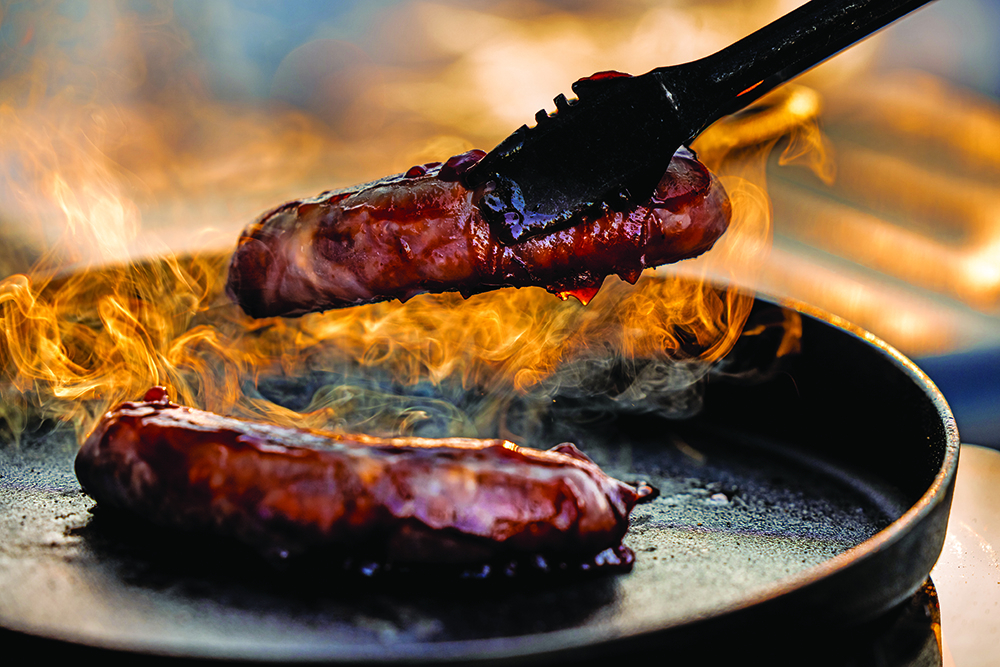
top-left (465, 69), bottom-right (683, 245)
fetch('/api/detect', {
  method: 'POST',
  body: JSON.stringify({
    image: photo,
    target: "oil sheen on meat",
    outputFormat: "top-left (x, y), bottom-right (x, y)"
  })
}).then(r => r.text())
top-left (226, 147), bottom-right (730, 318)
top-left (75, 387), bottom-right (647, 572)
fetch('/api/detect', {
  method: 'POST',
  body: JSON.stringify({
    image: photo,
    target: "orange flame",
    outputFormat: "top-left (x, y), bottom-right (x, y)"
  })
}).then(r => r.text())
top-left (0, 167), bottom-right (775, 444)
top-left (0, 2), bottom-right (819, 445)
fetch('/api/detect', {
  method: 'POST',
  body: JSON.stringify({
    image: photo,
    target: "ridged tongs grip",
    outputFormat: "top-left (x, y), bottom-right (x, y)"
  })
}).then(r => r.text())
top-left (464, 0), bottom-right (935, 244)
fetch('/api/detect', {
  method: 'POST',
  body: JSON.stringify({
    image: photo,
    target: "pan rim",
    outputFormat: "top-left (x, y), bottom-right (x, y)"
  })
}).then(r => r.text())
top-left (0, 296), bottom-right (960, 664)
top-left (363, 297), bottom-right (962, 664)
top-left (279, 296), bottom-right (962, 664)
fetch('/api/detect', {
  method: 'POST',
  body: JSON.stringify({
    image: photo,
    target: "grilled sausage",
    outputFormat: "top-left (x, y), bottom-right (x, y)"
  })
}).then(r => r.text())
top-left (75, 387), bottom-right (647, 572)
top-left (226, 147), bottom-right (730, 318)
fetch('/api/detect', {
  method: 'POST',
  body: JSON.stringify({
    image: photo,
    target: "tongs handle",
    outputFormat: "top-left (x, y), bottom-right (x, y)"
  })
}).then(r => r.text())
top-left (687, 0), bottom-right (934, 118)
top-left (465, 0), bottom-right (936, 244)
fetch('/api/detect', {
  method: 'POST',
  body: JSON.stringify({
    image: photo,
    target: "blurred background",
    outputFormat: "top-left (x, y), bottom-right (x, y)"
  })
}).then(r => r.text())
top-left (1, 0), bottom-right (999, 444)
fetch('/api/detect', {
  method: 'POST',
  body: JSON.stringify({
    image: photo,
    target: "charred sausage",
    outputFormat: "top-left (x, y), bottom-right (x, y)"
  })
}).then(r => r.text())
top-left (226, 147), bottom-right (730, 318)
top-left (75, 387), bottom-right (647, 571)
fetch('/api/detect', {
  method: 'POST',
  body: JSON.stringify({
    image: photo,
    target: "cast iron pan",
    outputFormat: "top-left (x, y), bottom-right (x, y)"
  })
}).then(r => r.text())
top-left (0, 297), bottom-right (958, 665)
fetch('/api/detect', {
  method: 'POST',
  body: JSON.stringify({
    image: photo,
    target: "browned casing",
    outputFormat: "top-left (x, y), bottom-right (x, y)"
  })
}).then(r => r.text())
top-left (225, 149), bottom-right (730, 318)
top-left (75, 387), bottom-right (642, 567)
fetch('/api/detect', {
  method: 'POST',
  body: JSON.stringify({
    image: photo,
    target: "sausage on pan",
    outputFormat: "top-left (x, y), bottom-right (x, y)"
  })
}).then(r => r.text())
top-left (75, 387), bottom-right (649, 572)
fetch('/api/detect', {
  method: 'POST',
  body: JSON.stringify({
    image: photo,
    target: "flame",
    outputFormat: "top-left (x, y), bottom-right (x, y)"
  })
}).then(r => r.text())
top-left (0, 156), bottom-right (779, 444)
top-left (0, 1), bottom-right (819, 445)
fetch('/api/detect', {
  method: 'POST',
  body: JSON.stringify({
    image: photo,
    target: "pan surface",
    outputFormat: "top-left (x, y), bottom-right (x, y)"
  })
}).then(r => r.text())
top-left (0, 298), bottom-right (958, 663)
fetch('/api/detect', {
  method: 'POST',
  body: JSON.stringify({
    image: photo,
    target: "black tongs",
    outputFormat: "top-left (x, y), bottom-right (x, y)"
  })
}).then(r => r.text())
top-left (463, 0), bottom-right (936, 244)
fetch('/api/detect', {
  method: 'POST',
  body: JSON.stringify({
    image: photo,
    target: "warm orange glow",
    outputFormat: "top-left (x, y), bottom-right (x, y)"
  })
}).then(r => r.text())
top-left (0, 143), bottom-right (783, 444)
top-left (738, 81), bottom-right (764, 98)
top-left (0, 2), bottom-right (827, 445)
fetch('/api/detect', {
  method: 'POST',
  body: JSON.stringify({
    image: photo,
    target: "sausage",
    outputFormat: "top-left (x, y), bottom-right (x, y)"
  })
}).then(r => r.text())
top-left (75, 387), bottom-right (648, 572)
top-left (225, 147), bottom-right (730, 318)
